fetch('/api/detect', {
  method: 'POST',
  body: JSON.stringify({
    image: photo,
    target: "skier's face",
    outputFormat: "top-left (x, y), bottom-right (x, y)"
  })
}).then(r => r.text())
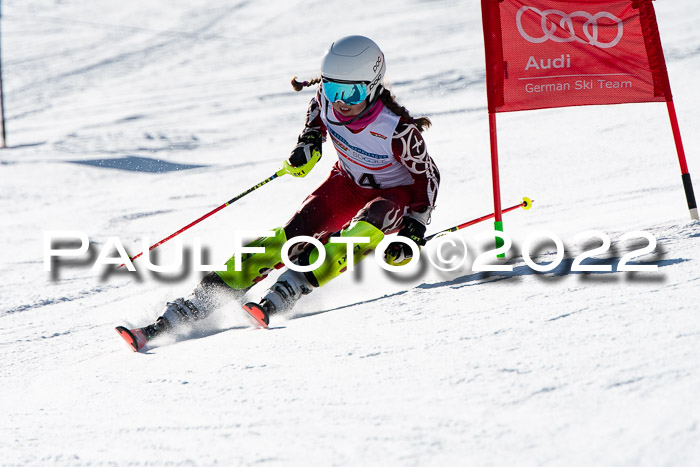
top-left (332, 100), bottom-right (367, 118)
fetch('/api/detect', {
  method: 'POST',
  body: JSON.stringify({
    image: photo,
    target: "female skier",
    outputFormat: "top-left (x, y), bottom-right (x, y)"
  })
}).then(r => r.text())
top-left (116, 35), bottom-right (440, 351)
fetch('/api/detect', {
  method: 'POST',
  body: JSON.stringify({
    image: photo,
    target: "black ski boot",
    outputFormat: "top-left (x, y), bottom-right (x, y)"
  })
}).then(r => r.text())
top-left (115, 316), bottom-right (171, 352)
top-left (242, 270), bottom-right (314, 328)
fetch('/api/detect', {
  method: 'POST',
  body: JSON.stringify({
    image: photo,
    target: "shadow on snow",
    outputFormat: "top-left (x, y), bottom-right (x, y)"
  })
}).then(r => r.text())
top-left (290, 255), bottom-right (689, 321)
top-left (68, 155), bottom-right (207, 173)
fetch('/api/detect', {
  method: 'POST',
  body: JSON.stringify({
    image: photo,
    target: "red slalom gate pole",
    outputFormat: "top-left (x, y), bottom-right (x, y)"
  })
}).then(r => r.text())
top-left (119, 168), bottom-right (287, 268)
top-left (488, 112), bottom-right (503, 228)
top-left (666, 100), bottom-right (698, 220)
top-left (426, 197), bottom-right (533, 242)
top-left (487, 112), bottom-right (505, 257)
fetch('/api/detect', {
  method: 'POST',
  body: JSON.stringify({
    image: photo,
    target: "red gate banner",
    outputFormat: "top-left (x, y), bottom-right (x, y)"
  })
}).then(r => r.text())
top-left (481, 0), bottom-right (672, 112)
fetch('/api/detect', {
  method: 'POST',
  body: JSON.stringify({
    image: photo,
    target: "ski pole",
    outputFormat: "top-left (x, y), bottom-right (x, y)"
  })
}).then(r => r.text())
top-left (120, 167), bottom-right (289, 268)
top-left (426, 197), bottom-right (533, 242)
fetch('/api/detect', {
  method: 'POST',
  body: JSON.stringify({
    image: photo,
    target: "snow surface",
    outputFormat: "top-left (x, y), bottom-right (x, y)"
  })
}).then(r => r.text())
top-left (1, 0), bottom-right (699, 465)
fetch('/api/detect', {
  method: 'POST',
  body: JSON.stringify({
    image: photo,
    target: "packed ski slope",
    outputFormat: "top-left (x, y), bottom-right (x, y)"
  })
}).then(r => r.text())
top-left (2, 0), bottom-right (699, 465)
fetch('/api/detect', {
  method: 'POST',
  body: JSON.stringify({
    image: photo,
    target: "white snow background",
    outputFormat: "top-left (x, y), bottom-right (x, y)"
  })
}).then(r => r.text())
top-left (1, 0), bottom-right (699, 465)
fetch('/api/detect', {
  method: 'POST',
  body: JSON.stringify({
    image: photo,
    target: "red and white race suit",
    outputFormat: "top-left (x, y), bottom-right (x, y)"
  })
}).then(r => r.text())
top-left (283, 87), bottom-right (440, 245)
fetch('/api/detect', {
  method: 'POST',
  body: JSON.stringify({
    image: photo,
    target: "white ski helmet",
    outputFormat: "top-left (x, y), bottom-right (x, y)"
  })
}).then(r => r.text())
top-left (321, 35), bottom-right (386, 102)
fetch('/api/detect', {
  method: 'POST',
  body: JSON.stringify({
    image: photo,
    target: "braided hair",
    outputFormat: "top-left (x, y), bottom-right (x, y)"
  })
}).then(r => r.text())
top-left (377, 87), bottom-right (431, 133)
top-left (291, 76), bottom-right (322, 92)
top-left (290, 76), bottom-right (431, 133)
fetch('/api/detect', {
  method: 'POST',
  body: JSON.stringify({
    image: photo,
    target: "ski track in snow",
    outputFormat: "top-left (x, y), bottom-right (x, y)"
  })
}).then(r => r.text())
top-left (2, 0), bottom-right (700, 465)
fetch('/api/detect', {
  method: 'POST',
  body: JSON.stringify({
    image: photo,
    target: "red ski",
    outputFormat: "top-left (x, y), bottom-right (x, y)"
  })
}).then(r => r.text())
top-left (115, 326), bottom-right (150, 352)
top-left (242, 302), bottom-right (270, 329)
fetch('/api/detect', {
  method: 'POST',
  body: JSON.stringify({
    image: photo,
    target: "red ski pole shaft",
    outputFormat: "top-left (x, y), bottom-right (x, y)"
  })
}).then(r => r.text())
top-left (426, 197), bottom-right (533, 242)
top-left (120, 168), bottom-right (287, 268)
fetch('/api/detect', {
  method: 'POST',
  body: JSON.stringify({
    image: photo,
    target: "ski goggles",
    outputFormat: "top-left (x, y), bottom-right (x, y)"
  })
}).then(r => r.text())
top-left (322, 78), bottom-right (369, 105)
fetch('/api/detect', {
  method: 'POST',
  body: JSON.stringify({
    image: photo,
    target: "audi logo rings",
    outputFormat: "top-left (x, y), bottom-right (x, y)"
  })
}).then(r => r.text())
top-left (516, 6), bottom-right (624, 49)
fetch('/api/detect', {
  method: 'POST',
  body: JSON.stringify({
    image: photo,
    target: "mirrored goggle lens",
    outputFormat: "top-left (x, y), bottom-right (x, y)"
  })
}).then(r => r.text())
top-left (322, 80), bottom-right (368, 105)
